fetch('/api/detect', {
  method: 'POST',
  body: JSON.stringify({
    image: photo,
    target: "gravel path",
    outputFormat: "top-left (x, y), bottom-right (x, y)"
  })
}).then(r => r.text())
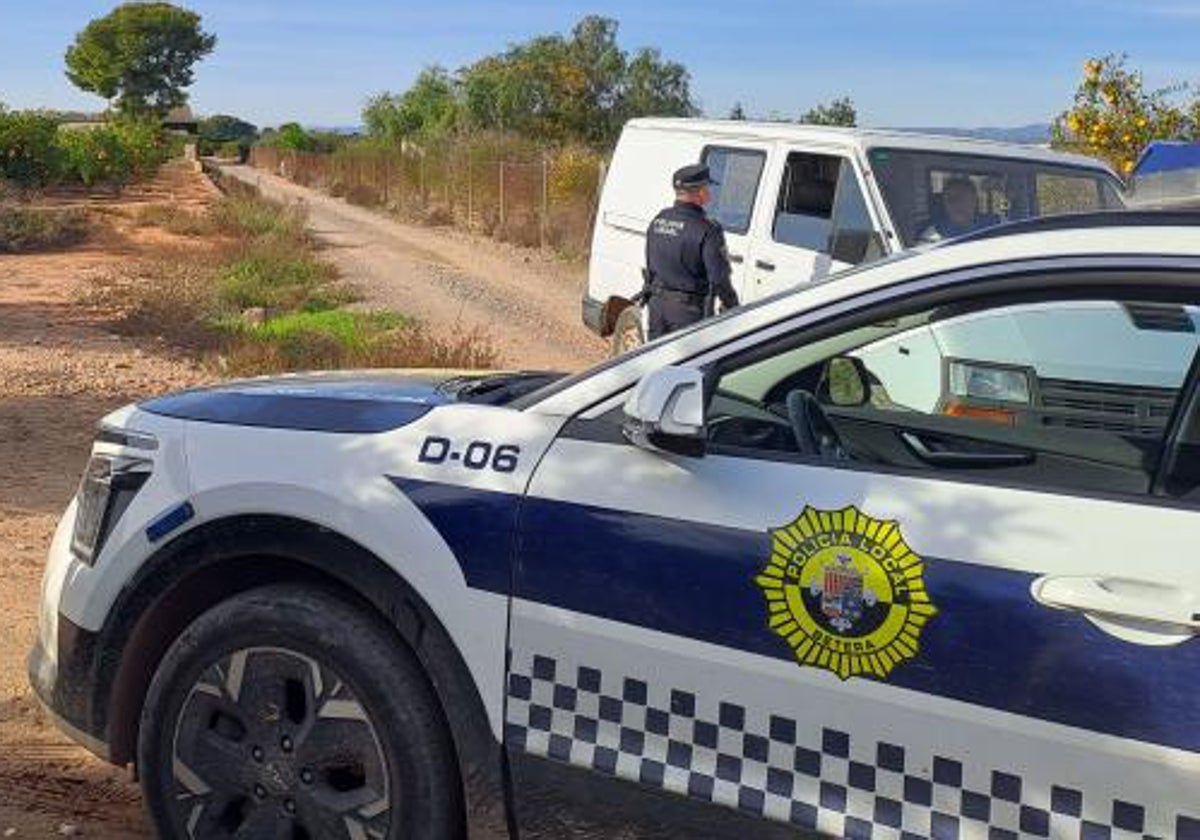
top-left (218, 164), bottom-right (606, 372)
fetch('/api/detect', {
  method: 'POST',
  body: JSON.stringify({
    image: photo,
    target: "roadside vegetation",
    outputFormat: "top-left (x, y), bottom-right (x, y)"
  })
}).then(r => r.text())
top-left (0, 107), bottom-right (173, 189)
top-left (0, 205), bottom-right (89, 253)
top-left (97, 182), bottom-right (497, 374)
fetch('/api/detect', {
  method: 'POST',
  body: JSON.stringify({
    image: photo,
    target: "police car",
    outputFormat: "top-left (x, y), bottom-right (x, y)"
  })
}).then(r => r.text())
top-left (30, 213), bottom-right (1200, 840)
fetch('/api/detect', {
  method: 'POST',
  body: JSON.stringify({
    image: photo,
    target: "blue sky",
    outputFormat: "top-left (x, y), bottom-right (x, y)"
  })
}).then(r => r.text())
top-left (2, 0), bottom-right (1199, 129)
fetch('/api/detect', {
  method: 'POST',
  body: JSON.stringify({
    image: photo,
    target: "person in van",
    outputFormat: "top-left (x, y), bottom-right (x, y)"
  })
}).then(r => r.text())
top-left (918, 176), bottom-right (999, 242)
top-left (643, 163), bottom-right (740, 339)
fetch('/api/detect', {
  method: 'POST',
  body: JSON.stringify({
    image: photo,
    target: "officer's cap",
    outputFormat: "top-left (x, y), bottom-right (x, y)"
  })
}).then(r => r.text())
top-left (673, 163), bottom-right (718, 191)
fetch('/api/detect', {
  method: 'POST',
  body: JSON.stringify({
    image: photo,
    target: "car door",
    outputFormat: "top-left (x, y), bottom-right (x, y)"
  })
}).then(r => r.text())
top-left (505, 266), bottom-right (1200, 838)
top-left (700, 144), bottom-right (772, 305)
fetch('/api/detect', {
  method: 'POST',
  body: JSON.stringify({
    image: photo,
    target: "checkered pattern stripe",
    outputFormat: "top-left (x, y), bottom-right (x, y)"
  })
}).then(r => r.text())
top-left (505, 653), bottom-right (1200, 839)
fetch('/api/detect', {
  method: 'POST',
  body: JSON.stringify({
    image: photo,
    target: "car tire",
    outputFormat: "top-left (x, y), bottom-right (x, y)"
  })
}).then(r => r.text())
top-left (137, 584), bottom-right (463, 840)
top-left (611, 305), bottom-right (645, 356)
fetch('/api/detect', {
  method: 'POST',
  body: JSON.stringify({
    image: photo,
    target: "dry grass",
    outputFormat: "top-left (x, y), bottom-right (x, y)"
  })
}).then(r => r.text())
top-left (0, 206), bottom-right (89, 253)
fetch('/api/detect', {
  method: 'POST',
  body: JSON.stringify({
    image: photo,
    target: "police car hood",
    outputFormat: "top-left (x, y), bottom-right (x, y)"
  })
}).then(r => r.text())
top-left (138, 369), bottom-right (563, 433)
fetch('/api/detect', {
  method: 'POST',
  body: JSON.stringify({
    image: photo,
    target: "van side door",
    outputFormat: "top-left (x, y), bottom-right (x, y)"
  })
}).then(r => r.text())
top-left (747, 148), bottom-right (886, 300)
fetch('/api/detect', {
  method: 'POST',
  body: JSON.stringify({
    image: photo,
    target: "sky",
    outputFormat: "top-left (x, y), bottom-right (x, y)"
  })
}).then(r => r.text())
top-left (3, 0), bottom-right (1200, 129)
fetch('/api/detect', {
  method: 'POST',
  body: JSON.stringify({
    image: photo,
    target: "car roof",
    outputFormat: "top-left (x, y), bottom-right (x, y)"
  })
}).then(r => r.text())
top-left (625, 118), bottom-right (1114, 174)
top-left (531, 215), bottom-right (1200, 416)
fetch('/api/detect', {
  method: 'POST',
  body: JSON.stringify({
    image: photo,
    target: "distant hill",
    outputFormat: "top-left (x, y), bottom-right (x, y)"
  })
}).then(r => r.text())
top-left (893, 123), bottom-right (1052, 145)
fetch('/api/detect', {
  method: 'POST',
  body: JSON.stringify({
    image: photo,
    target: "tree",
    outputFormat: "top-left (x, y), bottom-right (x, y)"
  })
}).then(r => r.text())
top-left (370, 16), bottom-right (698, 147)
top-left (729, 102), bottom-right (747, 121)
top-left (363, 67), bottom-right (459, 144)
top-left (800, 97), bottom-right (857, 127)
top-left (619, 47), bottom-right (697, 131)
top-left (1052, 55), bottom-right (1191, 175)
top-left (64, 2), bottom-right (216, 118)
top-left (199, 114), bottom-right (257, 144)
top-left (273, 123), bottom-right (316, 152)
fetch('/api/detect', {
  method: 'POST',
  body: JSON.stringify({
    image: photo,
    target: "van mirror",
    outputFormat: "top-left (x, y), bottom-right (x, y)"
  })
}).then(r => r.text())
top-left (622, 366), bottom-right (706, 457)
top-left (822, 357), bottom-right (870, 407)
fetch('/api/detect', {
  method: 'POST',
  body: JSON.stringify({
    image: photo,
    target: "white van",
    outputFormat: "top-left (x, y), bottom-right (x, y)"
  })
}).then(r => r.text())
top-left (584, 118), bottom-right (1126, 353)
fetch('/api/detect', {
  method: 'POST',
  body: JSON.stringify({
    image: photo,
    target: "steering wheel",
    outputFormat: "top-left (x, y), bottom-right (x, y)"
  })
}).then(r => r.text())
top-left (786, 389), bottom-right (846, 459)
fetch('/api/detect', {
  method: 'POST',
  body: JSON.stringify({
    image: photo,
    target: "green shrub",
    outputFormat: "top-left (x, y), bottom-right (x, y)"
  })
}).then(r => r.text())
top-left (215, 237), bottom-right (349, 312)
top-left (0, 112), bottom-right (60, 186)
top-left (0, 206), bottom-right (88, 252)
top-left (111, 119), bottom-right (169, 177)
top-left (56, 127), bottom-right (132, 186)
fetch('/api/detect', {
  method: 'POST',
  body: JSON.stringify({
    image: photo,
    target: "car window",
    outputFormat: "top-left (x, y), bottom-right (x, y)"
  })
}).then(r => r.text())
top-left (701, 146), bottom-right (765, 235)
top-left (772, 152), bottom-right (840, 251)
top-left (709, 296), bottom-right (1200, 496)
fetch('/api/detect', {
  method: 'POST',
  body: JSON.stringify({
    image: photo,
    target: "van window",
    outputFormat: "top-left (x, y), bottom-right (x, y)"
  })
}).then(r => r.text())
top-left (829, 166), bottom-right (885, 265)
top-left (869, 147), bottom-right (1124, 246)
top-left (701, 147), bottom-right (765, 235)
top-left (772, 152), bottom-right (840, 251)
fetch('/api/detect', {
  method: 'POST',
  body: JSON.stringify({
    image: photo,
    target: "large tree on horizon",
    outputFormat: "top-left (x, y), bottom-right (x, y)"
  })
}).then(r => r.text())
top-left (64, 2), bottom-right (216, 119)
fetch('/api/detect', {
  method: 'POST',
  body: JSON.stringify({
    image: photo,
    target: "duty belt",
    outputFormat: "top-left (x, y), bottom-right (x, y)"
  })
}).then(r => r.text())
top-left (654, 287), bottom-right (705, 302)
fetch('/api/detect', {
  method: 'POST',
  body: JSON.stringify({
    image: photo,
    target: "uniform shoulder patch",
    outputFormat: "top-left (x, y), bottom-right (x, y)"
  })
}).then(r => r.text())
top-left (754, 505), bottom-right (937, 681)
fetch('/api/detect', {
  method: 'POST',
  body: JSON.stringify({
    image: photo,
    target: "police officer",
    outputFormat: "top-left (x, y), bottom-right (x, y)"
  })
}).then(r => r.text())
top-left (643, 163), bottom-right (739, 340)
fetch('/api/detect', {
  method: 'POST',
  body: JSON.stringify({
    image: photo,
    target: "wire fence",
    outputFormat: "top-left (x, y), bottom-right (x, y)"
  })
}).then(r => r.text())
top-left (249, 145), bottom-right (608, 257)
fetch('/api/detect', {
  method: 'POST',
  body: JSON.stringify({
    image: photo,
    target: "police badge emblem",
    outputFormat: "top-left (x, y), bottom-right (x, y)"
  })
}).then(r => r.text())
top-left (754, 506), bottom-right (937, 680)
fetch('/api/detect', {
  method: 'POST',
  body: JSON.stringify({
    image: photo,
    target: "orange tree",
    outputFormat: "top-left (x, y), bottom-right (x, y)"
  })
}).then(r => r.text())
top-left (1051, 54), bottom-right (1192, 177)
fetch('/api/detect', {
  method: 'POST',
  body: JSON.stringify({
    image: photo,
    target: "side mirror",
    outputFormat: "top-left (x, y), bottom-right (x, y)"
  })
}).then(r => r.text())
top-left (822, 356), bottom-right (871, 407)
top-left (622, 366), bottom-right (706, 457)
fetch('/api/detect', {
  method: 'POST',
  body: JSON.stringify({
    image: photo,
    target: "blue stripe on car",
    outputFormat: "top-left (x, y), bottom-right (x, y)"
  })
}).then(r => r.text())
top-left (395, 477), bottom-right (1200, 754)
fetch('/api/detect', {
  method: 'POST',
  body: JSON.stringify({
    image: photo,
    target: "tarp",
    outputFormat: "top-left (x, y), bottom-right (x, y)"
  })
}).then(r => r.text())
top-left (1134, 141), bottom-right (1200, 175)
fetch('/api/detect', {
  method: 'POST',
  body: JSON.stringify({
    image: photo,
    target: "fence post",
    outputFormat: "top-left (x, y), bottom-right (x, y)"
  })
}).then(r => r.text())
top-left (382, 153), bottom-right (390, 206)
top-left (540, 156), bottom-right (549, 250)
top-left (499, 162), bottom-right (506, 231)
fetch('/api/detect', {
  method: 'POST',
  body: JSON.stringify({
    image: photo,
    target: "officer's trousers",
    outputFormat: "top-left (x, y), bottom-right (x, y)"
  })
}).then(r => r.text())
top-left (647, 296), bottom-right (704, 341)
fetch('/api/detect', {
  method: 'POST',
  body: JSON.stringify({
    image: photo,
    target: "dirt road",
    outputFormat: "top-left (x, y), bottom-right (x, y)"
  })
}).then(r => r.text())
top-left (218, 163), bottom-right (606, 371)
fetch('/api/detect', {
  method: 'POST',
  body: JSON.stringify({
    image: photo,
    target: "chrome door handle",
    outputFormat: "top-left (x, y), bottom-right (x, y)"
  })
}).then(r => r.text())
top-left (1032, 575), bottom-right (1200, 630)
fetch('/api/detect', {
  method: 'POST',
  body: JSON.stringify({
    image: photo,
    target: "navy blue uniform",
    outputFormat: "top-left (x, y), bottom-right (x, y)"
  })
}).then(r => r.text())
top-left (644, 201), bottom-right (739, 340)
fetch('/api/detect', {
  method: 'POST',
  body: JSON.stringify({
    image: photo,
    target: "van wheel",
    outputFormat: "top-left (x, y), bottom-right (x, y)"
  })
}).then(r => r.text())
top-left (137, 585), bottom-right (462, 840)
top-left (611, 306), bottom-right (645, 356)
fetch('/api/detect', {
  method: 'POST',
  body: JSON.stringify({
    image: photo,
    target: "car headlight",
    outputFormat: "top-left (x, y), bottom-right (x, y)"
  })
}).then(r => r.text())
top-left (70, 454), bottom-right (152, 565)
top-left (947, 360), bottom-right (1032, 404)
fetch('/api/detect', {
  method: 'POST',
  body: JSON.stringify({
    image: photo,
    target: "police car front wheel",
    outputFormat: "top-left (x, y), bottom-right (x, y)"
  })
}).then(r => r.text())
top-left (136, 584), bottom-right (463, 840)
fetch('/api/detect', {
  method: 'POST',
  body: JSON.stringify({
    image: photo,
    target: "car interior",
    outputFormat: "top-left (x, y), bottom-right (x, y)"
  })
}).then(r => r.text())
top-left (705, 293), bottom-right (1200, 498)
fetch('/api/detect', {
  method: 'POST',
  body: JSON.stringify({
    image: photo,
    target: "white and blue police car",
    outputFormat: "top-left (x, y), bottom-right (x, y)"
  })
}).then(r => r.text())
top-left (30, 213), bottom-right (1200, 840)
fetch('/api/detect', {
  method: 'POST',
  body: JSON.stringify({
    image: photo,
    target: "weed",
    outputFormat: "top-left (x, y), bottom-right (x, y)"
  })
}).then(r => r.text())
top-left (136, 204), bottom-right (215, 236)
top-left (215, 237), bottom-right (352, 313)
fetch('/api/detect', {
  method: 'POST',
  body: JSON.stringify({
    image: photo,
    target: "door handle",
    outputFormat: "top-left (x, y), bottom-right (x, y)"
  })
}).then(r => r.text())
top-left (729, 252), bottom-right (744, 264)
top-left (899, 432), bottom-right (1033, 468)
top-left (1032, 575), bottom-right (1200, 631)
top-left (755, 259), bottom-right (775, 271)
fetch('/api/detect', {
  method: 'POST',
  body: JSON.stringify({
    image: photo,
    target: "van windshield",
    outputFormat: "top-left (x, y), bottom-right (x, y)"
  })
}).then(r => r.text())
top-left (868, 147), bottom-right (1126, 247)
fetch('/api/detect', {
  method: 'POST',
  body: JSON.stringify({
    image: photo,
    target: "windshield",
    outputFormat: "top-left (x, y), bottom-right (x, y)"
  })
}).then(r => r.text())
top-left (869, 147), bottom-right (1125, 247)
